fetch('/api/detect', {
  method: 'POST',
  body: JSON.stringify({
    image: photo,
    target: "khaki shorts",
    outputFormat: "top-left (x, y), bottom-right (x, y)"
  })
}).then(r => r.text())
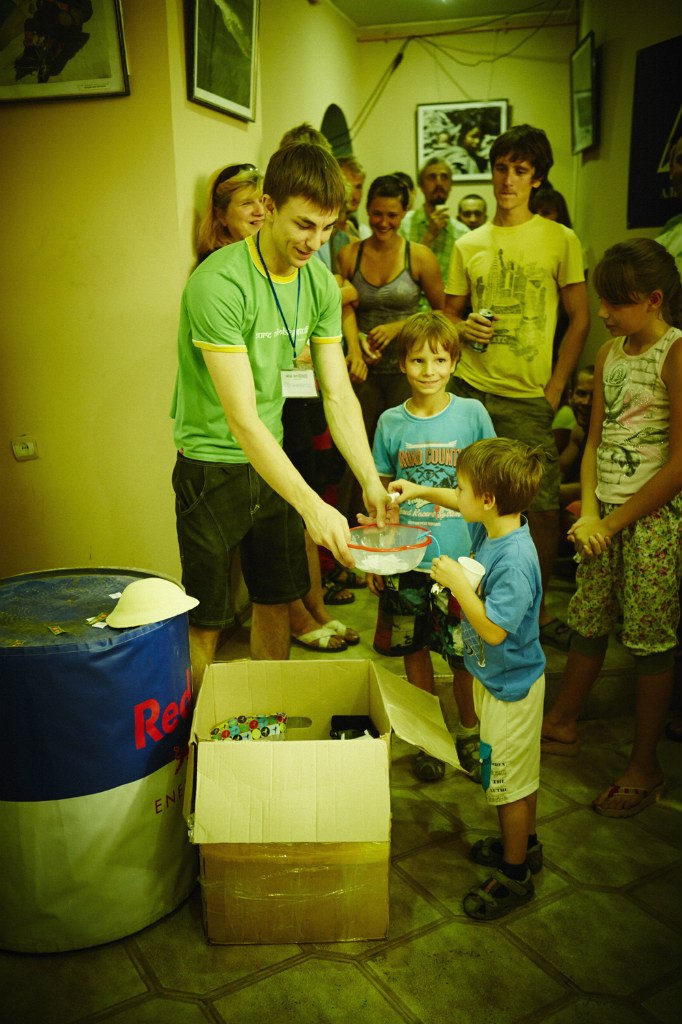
top-left (449, 378), bottom-right (560, 511)
top-left (474, 674), bottom-right (545, 805)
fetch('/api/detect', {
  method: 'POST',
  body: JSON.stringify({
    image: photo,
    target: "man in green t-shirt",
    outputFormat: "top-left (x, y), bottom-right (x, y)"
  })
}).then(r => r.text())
top-left (172, 143), bottom-right (389, 684)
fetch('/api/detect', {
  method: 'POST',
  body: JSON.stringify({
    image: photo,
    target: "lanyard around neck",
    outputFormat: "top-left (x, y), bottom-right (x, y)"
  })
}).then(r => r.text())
top-left (255, 232), bottom-right (301, 356)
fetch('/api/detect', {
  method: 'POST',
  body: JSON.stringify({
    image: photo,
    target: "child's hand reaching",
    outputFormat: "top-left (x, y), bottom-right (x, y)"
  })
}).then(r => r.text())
top-left (388, 478), bottom-right (422, 504)
top-left (364, 572), bottom-right (384, 597)
top-left (568, 516), bottom-right (612, 558)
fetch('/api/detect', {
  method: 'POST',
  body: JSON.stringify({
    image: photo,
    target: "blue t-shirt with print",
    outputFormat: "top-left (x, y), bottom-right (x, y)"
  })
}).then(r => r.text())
top-left (372, 395), bottom-right (495, 569)
top-left (460, 519), bottom-right (545, 700)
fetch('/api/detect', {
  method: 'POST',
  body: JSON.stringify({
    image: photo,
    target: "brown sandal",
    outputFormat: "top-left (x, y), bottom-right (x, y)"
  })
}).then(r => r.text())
top-left (291, 627), bottom-right (348, 652)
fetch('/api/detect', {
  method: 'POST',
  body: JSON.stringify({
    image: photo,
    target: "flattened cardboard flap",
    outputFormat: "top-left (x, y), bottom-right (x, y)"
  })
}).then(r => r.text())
top-left (371, 663), bottom-right (461, 769)
top-left (191, 733), bottom-right (391, 845)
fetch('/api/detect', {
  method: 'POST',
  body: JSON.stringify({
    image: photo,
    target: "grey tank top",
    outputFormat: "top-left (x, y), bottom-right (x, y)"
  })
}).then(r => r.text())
top-left (352, 240), bottom-right (421, 373)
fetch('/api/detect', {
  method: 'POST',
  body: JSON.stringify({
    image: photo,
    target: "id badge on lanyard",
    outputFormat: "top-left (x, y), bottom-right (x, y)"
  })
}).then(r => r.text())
top-left (256, 233), bottom-right (319, 399)
top-left (281, 366), bottom-right (318, 397)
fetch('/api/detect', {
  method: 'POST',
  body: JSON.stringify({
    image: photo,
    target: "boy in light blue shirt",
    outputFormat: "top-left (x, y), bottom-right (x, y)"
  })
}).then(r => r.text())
top-left (368, 312), bottom-right (495, 783)
top-left (392, 437), bottom-right (546, 920)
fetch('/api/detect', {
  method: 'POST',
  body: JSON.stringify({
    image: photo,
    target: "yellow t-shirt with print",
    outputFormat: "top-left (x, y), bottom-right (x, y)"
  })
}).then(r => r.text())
top-left (446, 215), bottom-right (585, 399)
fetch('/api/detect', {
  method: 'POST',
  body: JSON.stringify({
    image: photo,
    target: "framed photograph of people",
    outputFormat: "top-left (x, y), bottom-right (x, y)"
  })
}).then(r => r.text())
top-left (0, 1), bottom-right (129, 103)
top-left (570, 31), bottom-right (599, 155)
top-left (187, 0), bottom-right (259, 121)
top-left (416, 100), bottom-right (509, 181)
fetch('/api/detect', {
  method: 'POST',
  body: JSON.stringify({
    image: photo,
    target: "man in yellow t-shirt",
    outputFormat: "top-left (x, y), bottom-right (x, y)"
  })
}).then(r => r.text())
top-left (445, 125), bottom-right (590, 649)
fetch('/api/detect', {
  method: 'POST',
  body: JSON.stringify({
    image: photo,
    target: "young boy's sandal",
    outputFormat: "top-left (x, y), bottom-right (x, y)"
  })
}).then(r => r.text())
top-left (414, 751), bottom-right (445, 782)
top-left (456, 734), bottom-right (482, 782)
top-left (463, 868), bottom-right (534, 921)
top-left (592, 781), bottom-right (665, 818)
top-left (470, 836), bottom-right (544, 875)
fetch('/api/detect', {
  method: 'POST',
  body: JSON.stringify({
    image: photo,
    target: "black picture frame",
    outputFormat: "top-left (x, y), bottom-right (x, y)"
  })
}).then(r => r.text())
top-left (627, 34), bottom-right (682, 228)
top-left (416, 100), bottom-right (509, 181)
top-left (187, 0), bottom-right (258, 122)
top-left (570, 31), bottom-right (599, 155)
top-left (0, 1), bottom-right (129, 103)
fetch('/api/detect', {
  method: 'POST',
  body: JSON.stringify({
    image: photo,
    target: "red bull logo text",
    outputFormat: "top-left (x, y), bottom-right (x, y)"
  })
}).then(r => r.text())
top-left (134, 669), bottom-right (192, 750)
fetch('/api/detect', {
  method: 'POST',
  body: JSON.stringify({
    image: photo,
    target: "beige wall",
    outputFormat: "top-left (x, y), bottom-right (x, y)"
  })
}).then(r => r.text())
top-left (0, 0), bottom-right (678, 580)
top-left (1, 1), bottom-right (184, 580)
top-left (353, 24), bottom-right (576, 225)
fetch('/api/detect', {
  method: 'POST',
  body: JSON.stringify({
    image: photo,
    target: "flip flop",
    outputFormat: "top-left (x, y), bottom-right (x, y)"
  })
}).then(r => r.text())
top-left (325, 619), bottom-right (360, 645)
top-left (539, 618), bottom-right (572, 651)
top-left (291, 626), bottom-right (348, 652)
top-left (592, 781), bottom-right (665, 818)
top-left (541, 736), bottom-right (579, 757)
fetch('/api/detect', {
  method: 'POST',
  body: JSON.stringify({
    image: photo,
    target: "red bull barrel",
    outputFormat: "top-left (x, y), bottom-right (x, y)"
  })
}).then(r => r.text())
top-left (0, 568), bottom-right (197, 952)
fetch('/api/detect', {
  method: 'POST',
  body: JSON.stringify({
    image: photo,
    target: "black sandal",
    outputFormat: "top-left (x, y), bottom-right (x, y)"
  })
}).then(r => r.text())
top-left (322, 581), bottom-right (355, 606)
top-left (324, 564), bottom-right (367, 590)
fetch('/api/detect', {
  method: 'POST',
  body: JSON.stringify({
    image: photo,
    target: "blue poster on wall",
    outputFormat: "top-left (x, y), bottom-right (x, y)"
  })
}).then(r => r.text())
top-left (627, 35), bottom-right (682, 229)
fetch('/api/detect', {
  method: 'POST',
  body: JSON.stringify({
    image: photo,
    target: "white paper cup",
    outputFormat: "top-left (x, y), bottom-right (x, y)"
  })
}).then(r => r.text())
top-left (458, 556), bottom-right (485, 591)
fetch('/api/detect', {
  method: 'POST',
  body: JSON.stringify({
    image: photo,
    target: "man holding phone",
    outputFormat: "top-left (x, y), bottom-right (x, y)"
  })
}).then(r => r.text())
top-left (400, 158), bottom-right (468, 303)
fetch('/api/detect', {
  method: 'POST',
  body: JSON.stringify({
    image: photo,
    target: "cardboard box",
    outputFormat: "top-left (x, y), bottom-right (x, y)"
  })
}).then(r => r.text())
top-left (184, 659), bottom-right (459, 944)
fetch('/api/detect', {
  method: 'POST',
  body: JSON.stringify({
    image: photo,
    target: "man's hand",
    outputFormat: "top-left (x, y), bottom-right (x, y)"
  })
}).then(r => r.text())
top-left (425, 205), bottom-right (450, 240)
top-left (304, 499), bottom-right (355, 567)
top-left (459, 311), bottom-right (495, 350)
top-left (543, 379), bottom-right (564, 412)
top-left (362, 481), bottom-right (394, 529)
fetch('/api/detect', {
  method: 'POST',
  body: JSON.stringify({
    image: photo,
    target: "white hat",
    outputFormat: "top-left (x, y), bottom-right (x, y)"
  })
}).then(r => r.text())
top-left (106, 577), bottom-right (199, 628)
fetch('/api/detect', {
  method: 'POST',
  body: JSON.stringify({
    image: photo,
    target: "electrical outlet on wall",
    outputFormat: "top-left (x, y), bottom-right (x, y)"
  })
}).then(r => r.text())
top-left (11, 435), bottom-right (38, 461)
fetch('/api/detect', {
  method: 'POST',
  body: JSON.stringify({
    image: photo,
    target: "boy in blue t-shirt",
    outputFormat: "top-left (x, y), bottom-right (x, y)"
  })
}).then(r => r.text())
top-left (368, 311), bottom-right (495, 783)
top-left (392, 437), bottom-right (546, 920)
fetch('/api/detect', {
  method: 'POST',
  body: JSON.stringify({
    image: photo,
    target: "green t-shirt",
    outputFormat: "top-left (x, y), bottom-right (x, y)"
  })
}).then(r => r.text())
top-left (446, 215), bottom-right (585, 399)
top-left (171, 235), bottom-right (342, 462)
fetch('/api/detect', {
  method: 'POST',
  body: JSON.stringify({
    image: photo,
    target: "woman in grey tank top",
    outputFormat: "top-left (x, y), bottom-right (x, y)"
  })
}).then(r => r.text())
top-left (337, 175), bottom-right (445, 450)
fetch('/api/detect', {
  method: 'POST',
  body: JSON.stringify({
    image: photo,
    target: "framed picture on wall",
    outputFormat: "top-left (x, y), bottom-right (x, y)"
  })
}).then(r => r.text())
top-left (0, 1), bottom-right (129, 103)
top-left (187, 0), bottom-right (259, 121)
top-left (627, 34), bottom-right (682, 227)
top-left (416, 100), bottom-right (509, 181)
top-left (570, 31), bottom-right (599, 155)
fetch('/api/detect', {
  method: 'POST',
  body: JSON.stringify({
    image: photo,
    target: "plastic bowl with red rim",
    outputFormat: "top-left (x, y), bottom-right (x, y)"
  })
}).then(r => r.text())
top-left (348, 524), bottom-right (431, 575)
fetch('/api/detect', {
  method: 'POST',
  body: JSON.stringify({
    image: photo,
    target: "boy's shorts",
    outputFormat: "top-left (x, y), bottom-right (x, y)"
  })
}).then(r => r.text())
top-left (373, 570), bottom-right (465, 668)
top-left (568, 497), bottom-right (682, 656)
top-left (474, 674), bottom-right (545, 806)
top-left (172, 455), bottom-right (309, 628)
top-left (449, 379), bottom-right (559, 512)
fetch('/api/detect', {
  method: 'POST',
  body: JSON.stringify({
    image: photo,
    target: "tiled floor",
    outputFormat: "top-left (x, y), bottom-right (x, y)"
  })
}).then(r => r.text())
top-left (3, 575), bottom-right (681, 1024)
